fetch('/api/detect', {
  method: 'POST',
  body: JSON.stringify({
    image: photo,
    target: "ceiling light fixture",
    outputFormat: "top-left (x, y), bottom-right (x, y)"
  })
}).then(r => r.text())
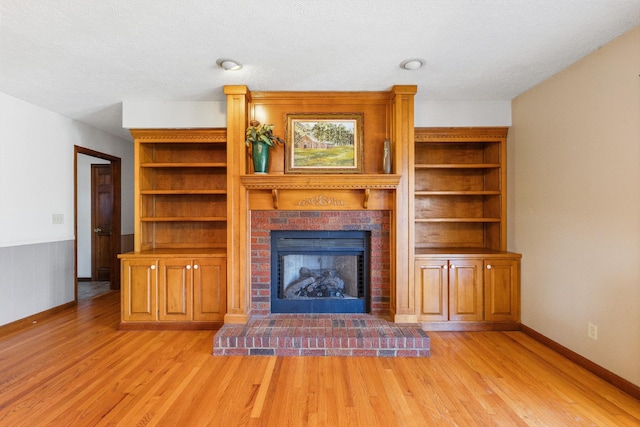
top-left (216, 58), bottom-right (242, 71)
top-left (400, 59), bottom-right (423, 70)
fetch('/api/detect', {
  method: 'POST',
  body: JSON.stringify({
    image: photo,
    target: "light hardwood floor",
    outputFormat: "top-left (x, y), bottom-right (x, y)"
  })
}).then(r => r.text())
top-left (1, 291), bottom-right (639, 426)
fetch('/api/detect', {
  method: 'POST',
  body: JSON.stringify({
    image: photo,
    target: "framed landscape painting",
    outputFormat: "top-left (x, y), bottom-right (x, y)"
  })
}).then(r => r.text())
top-left (285, 113), bottom-right (363, 174)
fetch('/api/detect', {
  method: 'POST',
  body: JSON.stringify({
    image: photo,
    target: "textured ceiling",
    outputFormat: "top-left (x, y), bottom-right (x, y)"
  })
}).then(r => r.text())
top-left (1, 1), bottom-right (639, 141)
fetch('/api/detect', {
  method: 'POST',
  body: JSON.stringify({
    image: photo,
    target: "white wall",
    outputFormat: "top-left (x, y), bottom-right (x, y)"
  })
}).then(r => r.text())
top-left (0, 92), bottom-right (134, 325)
top-left (122, 101), bottom-right (227, 129)
top-left (122, 99), bottom-right (512, 129)
top-left (510, 27), bottom-right (640, 386)
top-left (1, 95), bottom-right (75, 246)
top-left (0, 93), bottom-right (134, 247)
top-left (415, 100), bottom-right (511, 127)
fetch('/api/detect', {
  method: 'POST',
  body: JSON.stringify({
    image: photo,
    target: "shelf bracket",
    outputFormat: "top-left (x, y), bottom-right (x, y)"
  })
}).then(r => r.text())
top-left (272, 189), bottom-right (279, 210)
top-left (363, 188), bottom-right (370, 209)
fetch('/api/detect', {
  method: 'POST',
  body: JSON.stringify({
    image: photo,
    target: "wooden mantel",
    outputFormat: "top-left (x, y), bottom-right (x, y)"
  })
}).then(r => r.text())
top-left (241, 174), bottom-right (401, 210)
top-left (240, 173), bottom-right (401, 189)
top-left (224, 85), bottom-right (417, 324)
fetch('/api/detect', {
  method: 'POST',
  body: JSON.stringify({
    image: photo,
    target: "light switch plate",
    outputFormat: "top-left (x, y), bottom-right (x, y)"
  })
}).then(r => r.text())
top-left (52, 214), bottom-right (64, 224)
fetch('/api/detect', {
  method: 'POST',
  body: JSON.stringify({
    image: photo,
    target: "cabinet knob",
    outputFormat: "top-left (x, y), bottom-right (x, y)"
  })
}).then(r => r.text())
top-left (193, 264), bottom-right (199, 270)
top-left (487, 265), bottom-right (492, 270)
top-left (450, 264), bottom-right (456, 270)
top-left (442, 265), bottom-right (448, 270)
top-left (150, 265), bottom-right (155, 270)
top-left (186, 265), bottom-right (191, 270)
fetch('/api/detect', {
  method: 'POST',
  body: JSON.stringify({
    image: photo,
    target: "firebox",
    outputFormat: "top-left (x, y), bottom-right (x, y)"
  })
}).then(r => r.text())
top-left (270, 230), bottom-right (370, 313)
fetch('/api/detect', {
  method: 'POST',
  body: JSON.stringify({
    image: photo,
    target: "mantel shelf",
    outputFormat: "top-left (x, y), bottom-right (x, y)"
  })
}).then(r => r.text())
top-left (240, 174), bottom-right (401, 190)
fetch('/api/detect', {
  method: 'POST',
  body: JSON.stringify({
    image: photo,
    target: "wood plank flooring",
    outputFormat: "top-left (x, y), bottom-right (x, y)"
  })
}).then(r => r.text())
top-left (1, 291), bottom-right (639, 426)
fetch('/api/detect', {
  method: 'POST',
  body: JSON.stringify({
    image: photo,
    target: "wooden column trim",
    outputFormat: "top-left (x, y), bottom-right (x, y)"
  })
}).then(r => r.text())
top-left (391, 85), bottom-right (418, 323)
top-left (224, 85), bottom-right (251, 324)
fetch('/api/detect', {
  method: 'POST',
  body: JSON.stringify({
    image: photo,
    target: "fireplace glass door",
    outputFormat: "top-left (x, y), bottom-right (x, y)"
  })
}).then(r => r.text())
top-left (271, 231), bottom-right (370, 313)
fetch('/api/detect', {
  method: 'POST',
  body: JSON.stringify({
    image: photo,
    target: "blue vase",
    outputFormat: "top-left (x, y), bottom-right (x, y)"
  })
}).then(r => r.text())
top-left (252, 141), bottom-right (270, 174)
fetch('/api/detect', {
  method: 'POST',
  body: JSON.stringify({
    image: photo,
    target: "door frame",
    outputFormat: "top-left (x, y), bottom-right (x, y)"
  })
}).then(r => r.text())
top-left (74, 146), bottom-right (122, 302)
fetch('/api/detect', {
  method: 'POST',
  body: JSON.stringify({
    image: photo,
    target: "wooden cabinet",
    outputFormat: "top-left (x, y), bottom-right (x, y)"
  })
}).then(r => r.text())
top-left (158, 258), bottom-right (193, 321)
top-left (158, 257), bottom-right (226, 322)
top-left (415, 252), bottom-right (521, 329)
top-left (121, 258), bottom-right (157, 322)
top-left (415, 258), bottom-right (483, 322)
top-left (484, 257), bottom-right (519, 321)
top-left (120, 253), bottom-right (226, 326)
top-left (119, 129), bottom-right (228, 329)
top-left (192, 257), bottom-right (226, 321)
top-left (447, 259), bottom-right (484, 321)
top-left (412, 128), bottom-right (521, 330)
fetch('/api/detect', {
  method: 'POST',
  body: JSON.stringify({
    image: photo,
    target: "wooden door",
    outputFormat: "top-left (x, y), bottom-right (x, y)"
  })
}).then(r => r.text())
top-left (121, 259), bottom-right (157, 321)
top-left (484, 258), bottom-right (520, 321)
top-left (448, 259), bottom-right (483, 321)
top-left (158, 259), bottom-right (193, 321)
top-left (91, 164), bottom-right (113, 281)
top-left (415, 258), bottom-right (448, 321)
top-left (193, 257), bottom-right (226, 321)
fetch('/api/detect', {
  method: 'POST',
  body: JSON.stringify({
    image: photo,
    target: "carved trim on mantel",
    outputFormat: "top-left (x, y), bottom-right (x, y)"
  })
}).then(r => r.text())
top-left (240, 174), bottom-right (401, 190)
top-left (295, 195), bottom-right (346, 206)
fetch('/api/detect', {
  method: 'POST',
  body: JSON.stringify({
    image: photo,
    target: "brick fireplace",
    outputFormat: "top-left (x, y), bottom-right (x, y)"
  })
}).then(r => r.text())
top-left (213, 208), bottom-right (431, 357)
top-left (250, 210), bottom-right (391, 316)
top-left (212, 85), bottom-right (430, 356)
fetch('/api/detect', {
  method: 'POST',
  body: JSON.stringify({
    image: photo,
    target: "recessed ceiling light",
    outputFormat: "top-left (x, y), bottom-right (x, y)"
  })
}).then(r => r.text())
top-left (400, 59), bottom-right (423, 70)
top-left (216, 58), bottom-right (242, 71)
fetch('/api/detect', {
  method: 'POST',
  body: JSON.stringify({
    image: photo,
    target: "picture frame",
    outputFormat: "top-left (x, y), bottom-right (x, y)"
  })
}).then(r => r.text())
top-left (285, 113), bottom-right (363, 174)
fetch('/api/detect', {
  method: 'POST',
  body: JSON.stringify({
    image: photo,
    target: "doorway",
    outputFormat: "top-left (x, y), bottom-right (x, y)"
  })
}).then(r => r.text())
top-left (74, 146), bottom-right (121, 301)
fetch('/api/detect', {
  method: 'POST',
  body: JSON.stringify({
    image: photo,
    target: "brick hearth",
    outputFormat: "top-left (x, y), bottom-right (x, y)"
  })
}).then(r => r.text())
top-left (213, 314), bottom-right (430, 357)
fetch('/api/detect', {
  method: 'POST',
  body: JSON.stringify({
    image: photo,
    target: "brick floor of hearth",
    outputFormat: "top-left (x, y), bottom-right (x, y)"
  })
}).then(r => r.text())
top-left (212, 314), bottom-right (430, 357)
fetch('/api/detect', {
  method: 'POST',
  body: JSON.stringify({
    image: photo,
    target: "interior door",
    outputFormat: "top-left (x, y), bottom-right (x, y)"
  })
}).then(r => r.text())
top-left (92, 164), bottom-right (113, 281)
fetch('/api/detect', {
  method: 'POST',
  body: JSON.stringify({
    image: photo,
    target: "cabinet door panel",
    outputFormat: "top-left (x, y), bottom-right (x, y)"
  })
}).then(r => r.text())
top-left (158, 259), bottom-right (192, 321)
top-left (193, 258), bottom-right (226, 321)
top-left (415, 259), bottom-right (448, 321)
top-left (485, 258), bottom-right (519, 321)
top-left (449, 259), bottom-right (483, 321)
top-left (122, 259), bottom-right (157, 321)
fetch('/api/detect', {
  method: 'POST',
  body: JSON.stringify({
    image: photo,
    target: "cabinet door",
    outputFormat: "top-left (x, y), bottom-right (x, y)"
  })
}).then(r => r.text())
top-left (158, 258), bottom-right (193, 321)
top-left (415, 259), bottom-right (448, 321)
top-left (193, 257), bottom-right (227, 321)
top-left (448, 259), bottom-right (483, 321)
top-left (121, 258), bottom-right (157, 321)
top-left (484, 258), bottom-right (519, 321)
